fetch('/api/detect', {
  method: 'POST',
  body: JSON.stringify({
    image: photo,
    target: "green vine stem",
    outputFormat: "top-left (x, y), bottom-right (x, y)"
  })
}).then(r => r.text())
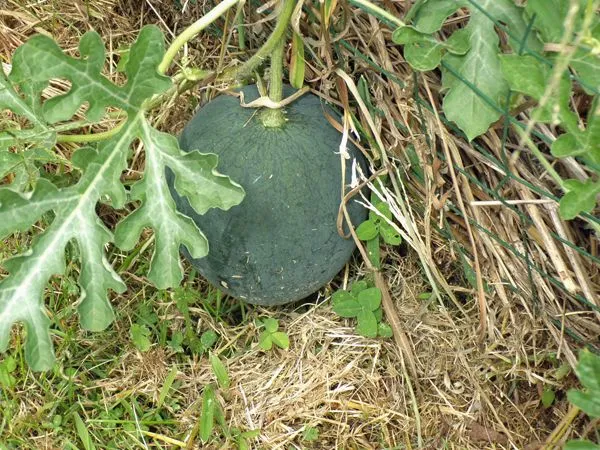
top-left (56, 0), bottom-right (295, 142)
top-left (158, 0), bottom-right (241, 75)
top-left (257, 0), bottom-right (295, 127)
top-left (513, 125), bottom-right (566, 190)
top-left (57, 122), bottom-right (125, 143)
top-left (231, 0), bottom-right (296, 82)
top-left (52, 111), bottom-right (125, 133)
top-left (235, 1), bottom-right (247, 51)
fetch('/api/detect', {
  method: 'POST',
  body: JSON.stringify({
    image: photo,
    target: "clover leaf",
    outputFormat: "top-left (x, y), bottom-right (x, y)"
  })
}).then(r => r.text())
top-left (257, 318), bottom-right (290, 351)
top-left (355, 201), bottom-right (402, 268)
top-left (332, 283), bottom-right (391, 339)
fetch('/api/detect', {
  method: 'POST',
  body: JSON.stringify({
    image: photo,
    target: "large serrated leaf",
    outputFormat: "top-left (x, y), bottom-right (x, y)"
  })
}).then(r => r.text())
top-left (0, 25), bottom-right (244, 370)
top-left (442, 10), bottom-right (508, 140)
top-left (405, 0), bottom-right (542, 140)
top-left (9, 29), bottom-right (170, 121)
top-left (0, 72), bottom-right (55, 156)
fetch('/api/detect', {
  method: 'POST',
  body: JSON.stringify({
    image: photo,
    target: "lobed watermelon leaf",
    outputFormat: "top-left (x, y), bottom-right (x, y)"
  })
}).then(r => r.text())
top-left (0, 25), bottom-right (244, 370)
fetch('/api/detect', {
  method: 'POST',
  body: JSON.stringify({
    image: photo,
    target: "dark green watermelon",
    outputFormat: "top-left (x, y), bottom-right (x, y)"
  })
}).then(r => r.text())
top-left (169, 85), bottom-right (368, 305)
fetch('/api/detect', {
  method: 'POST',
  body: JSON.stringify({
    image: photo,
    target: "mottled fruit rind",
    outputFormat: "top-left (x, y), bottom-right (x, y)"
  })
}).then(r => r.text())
top-left (169, 85), bottom-right (368, 305)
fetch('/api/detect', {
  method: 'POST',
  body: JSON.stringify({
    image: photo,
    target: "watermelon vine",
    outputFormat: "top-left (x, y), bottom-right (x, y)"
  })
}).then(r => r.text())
top-left (0, 25), bottom-right (245, 370)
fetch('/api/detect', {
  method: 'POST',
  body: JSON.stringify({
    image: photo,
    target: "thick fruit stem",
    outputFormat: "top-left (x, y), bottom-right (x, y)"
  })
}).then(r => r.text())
top-left (261, 34), bottom-right (287, 127)
top-left (269, 38), bottom-right (285, 103)
top-left (259, 108), bottom-right (287, 128)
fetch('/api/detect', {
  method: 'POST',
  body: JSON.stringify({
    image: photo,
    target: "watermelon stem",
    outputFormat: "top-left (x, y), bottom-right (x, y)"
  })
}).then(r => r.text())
top-left (269, 38), bottom-right (285, 104)
top-left (261, 33), bottom-right (287, 127)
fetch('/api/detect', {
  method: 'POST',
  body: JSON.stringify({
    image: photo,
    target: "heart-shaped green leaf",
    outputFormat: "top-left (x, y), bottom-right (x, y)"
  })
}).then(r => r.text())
top-left (333, 298), bottom-right (362, 318)
top-left (271, 332), bottom-right (290, 350)
top-left (357, 288), bottom-right (382, 311)
top-left (356, 219), bottom-right (379, 241)
top-left (380, 223), bottom-right (402, 246)
top-left (356, 310), bottom-right (378, 338)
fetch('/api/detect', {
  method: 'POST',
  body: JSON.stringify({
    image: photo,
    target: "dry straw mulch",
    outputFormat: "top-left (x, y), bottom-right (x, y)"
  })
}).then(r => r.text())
top-left (1, 0), bottom-right (598, 449)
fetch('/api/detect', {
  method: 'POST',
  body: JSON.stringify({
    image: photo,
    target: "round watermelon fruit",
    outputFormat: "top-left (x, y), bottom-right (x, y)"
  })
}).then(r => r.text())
top-left (169, 84), bottom-right (368, 305)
